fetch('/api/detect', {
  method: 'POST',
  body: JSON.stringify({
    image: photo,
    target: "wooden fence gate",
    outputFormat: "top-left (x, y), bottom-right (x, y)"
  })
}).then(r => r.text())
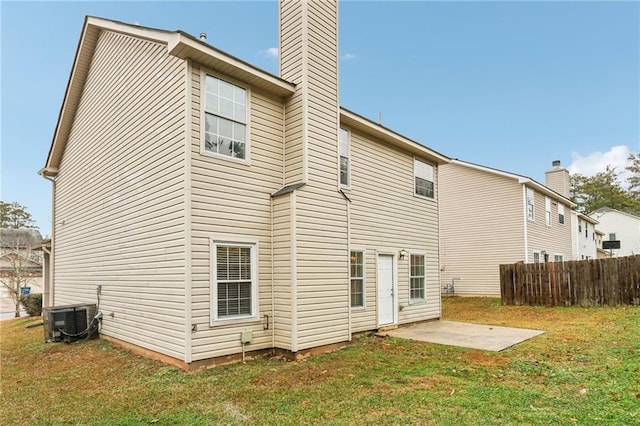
top-left (500, 255), bottom-right (640, 306)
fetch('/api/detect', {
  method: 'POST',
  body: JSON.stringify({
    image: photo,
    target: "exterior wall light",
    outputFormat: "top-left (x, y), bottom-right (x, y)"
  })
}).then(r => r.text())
top-left (399, 249), bottom-right (407, 260)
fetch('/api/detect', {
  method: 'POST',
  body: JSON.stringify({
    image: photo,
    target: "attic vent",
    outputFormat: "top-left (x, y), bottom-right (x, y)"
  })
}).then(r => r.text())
top-left (199, 32), bottom-right (207, 41)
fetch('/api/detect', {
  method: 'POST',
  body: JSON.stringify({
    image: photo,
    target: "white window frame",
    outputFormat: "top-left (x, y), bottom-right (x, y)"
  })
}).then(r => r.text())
top-left (533, 251), bottom-right (540, 264)
top-left (349, 249), bottom-right (365, 308)
top-left (210, 238), bottom-right (259, 325)
top-left (409, 253), bottom-right (426, 303)
top-left (201, 72), bottom-right (251, 164)
top-left (545, 197), bottom-right (552, 227)
top-left (526, 187), bottom-right (535, 221)
top-left (414, 158), bottom-right (435, 200)
top-left (553, 254), bottom-right (564, 263)
top-left (339, 128), bottom-right (350, 188)
top-left (609, 233), bottom-right (616, 241)
top-left (558, 204), bottom-right (565, 225)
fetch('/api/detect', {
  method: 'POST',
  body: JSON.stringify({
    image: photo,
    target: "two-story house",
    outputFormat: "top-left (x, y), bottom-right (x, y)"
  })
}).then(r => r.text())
top-left (571, 212), bottom-right (599, 260)
top-left (0, 229), bottom-right (44, 314)
top-left (439, 160), bottom-right (574, 296)
top-left (590, 207), bottom-right (640, 257)
top-left (39, 1), bottom-right (448, 369)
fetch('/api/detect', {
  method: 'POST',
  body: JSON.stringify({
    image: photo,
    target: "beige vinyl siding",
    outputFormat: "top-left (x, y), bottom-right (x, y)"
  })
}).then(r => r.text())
top-left (280, 0), bottom-right (305, 184)
top-left (279, 0), bottom-right (350, 350)
top-left (53, 30), bottom-right (187, 359)
top-left (439, 163), bottom-right (524, 296)
top-left (348, 131), bottom-right (441, 332)
top-left (189, 63), bottom-right (285, 360)
top-left (272, 194), bottom-right (292, 349)
top-left (295, 0), bottom-right (349, 349)
top-left (545, 168), bottom-right (570, 198)
top-left (526, 189), bottom-right (573, 262)
top-left (295, 187), bottom-right (349, 348)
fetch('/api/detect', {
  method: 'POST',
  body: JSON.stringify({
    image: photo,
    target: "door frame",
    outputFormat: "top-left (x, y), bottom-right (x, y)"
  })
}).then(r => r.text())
top-left (376, 252), bottom-right (397, 327)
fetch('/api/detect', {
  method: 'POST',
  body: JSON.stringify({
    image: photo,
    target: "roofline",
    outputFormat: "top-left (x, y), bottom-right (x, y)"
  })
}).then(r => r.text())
top-left (450, 159), bottom-right (576, 207)
top-left (167, 31), bottom-right (295, 97)
top-left (339, 108), bottom-right (450, 165)
top-left (590, 207), bottom-right (640, 220)
top-left (45, 16), bottom-right (296, 170)
top-left (578, 212), bottom-right (598, 224)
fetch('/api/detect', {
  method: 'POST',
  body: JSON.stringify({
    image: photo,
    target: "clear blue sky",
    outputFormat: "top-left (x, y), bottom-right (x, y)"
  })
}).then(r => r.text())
top-left (2, 0), bottom-right (639, 235)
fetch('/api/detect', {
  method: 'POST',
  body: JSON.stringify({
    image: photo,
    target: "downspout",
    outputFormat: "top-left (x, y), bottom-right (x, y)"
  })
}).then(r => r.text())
top-left (522, 184), bottom-right (529, 263)
top-left (270, 198), bottom-right (276, 348)
top-left (39, 168), bottom-right (57, 307)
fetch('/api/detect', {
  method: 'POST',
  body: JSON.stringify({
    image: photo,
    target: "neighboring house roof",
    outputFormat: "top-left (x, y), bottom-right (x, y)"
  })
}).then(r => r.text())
top-left (590, 207), bottom-right (640, 221)
top-left (577, 212), bottom-right (598, 225)
top-left (0, 229), bottom-right (44, 249)
top-left (449, 159), bottom-right (576, 207)
top-left (42, 16), bottom-right (450, 175)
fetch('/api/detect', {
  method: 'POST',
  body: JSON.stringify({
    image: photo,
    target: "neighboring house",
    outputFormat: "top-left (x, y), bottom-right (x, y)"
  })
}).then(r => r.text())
top-left (39, 2), bottom-right (448, 369)
top-left (594, 230), bottom-right (611, 259)
top-left (589, 207), bottom-right (640, 257)
top-left (571, 212), bottom-right (598, 260)
top-left (439, 160), bottom-right (574, 296)
top-left (0, 229), bottom-right (44, 314)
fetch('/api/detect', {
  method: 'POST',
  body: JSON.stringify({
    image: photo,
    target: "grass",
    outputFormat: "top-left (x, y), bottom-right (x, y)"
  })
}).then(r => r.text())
top-left (1, 297), bottom-right (639, 425)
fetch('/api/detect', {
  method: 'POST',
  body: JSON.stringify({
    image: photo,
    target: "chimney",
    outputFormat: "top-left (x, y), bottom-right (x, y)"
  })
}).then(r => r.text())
top-left (545, 160), bottom-right (570, 198)
top-left (279, 0), bottom-right (339, 184)
top-left (199, 32), bottom-right (207, 41)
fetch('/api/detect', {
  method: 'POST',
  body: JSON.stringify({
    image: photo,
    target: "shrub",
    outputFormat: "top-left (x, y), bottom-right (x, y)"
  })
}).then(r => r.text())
top-left (20, 293), bottom-right (42, 317)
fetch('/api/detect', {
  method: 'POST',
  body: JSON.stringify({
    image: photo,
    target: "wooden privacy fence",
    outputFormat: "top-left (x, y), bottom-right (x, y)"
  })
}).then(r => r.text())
top-left (500, 255), bottom-right (640, 307)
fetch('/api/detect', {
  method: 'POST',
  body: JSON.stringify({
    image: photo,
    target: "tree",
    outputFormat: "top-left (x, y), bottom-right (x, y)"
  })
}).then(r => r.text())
top-left (626, 153), bottom-right (640, 201)
top-left (570, 166), bottom-right (640, 215)
top-left (0, 202), bottom-right (41, 317)
top-left (0, 201), bottom-right (38, 229)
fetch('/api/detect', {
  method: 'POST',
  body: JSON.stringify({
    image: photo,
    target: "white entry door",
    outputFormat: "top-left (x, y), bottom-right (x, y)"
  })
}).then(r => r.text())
top-left (377, 254), bottom-right (395, 326)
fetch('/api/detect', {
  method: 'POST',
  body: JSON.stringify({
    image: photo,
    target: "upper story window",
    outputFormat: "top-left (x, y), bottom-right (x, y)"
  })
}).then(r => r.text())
top-left (585, 224), bottom-right (588, 238)
top-left (350, 250), bottom-right (364, 307)
top-left (578, 221), bottom-right (582, 233)
top-left (558, 204), bottom-right (565, 224)
top-left (545, 197), bottom-right (552, 226)
top-left (414, 159), bottom-right (434, 199)
top-left (609, 233), bottom-right (616, 241)
top-left (204, 75), bottom-right (248, 160)
top-left (526, 188), bottom-right (535, 220)
top-left (339, 128), bottom-right (350, 186)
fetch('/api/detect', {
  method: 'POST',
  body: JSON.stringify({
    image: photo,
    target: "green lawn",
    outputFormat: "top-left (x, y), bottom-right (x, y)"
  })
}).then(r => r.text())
top-left (1, 298), bottom-right (639, 425)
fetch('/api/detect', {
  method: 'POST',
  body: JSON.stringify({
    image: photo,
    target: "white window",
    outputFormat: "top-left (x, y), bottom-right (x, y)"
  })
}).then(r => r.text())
top-left (554, 254), bottom-right (564, 263)
top-left (558, 204), bottom-right (565, 224)
top-left (526, 188), bottom-right (535, 220)
top-left (414, 159), bottom-right (434, 199)
top-left (410, 254), bottom-right (426, 302)
top-left (545, 197), bottom-right (552, 226)
top-left (203, 75), bottom-right (248, 160)
top-left (350, 250), bottom-right (364, 307)
top-left (533, 252), bottom-right (540, 264)
top-left (578, 220), bottom-right (582, 233)
top-left (212, 242), bottom-right (257, 322)
top-left (339, 128), bottom-right (350, 186)
top-left (609, 233), bottom-right (616, 241)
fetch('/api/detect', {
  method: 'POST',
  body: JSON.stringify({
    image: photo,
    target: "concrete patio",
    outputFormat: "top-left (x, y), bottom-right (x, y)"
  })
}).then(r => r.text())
top-left (379, 320), bottom-right (545, 351)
